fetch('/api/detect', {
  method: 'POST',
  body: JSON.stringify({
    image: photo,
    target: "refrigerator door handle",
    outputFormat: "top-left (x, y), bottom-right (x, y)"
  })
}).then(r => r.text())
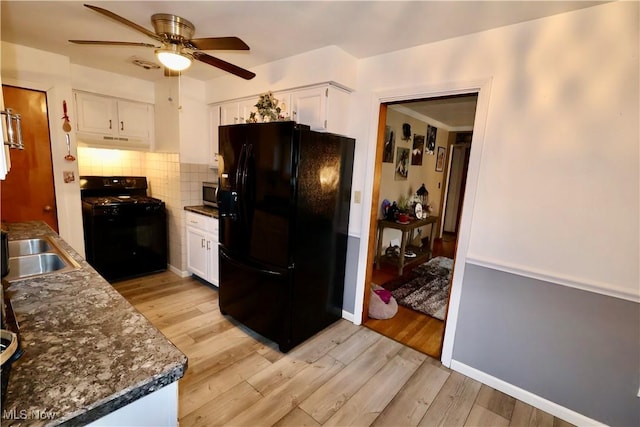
top-left (235, 144), bottom-right (247, 196)
top-left (240, 143), bottom-right (254, 231)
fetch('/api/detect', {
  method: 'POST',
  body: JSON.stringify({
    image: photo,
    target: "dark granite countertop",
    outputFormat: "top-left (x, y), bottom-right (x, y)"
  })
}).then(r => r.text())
top-left (184, 205), bottom-right (219, 218)
top-left (1, 221), bottom-right (187, 426)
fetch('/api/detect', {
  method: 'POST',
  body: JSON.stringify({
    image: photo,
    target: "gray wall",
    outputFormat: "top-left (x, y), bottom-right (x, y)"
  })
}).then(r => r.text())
top-left (452, 264), bottom-right (640, 427)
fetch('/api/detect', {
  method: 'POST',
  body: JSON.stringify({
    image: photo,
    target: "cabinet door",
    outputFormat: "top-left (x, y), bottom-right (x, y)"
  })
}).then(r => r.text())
top-left (117, 100), bottom-right (151, 139)
top-left (75, 92), bottom-right (117, 136)
top-left (219, 101), bottom-right (240, 125)
top-left (238, 99), bottom-right (256, 124)
top-left (186, 226), bottom-right (208, 279)
top-left (291, 86), bottom-right (327, 131)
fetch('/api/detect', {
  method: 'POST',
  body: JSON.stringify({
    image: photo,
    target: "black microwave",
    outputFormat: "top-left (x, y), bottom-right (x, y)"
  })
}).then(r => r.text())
top-left (203, 182), bottom-right (218, 208)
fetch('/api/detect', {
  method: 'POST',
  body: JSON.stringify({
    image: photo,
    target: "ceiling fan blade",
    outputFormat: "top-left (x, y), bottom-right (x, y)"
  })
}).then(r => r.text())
top-left (188, 37), bottom-right (250, 51)
top-left (83, 4), bottom-right (162, 42)
top-left (192, 51), bottom-right (256, 80)
top-left (69, 40), bottom-right (157, 48)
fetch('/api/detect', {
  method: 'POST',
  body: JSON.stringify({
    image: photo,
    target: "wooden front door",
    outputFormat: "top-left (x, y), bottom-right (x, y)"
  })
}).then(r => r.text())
top-left (1, 85), bottom-right (58, 232)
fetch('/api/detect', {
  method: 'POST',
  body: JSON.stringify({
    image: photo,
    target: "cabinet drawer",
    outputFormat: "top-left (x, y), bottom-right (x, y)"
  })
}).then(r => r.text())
top-left (186, 211), bottom-right (218, 234)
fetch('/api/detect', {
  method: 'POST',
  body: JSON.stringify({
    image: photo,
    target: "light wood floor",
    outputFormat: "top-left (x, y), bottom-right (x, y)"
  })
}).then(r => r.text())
top-left (114, 271), bottom-right (574, 427)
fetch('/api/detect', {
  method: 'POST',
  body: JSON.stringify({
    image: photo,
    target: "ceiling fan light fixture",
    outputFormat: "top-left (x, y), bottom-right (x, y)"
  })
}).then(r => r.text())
top-left (155, 46), bottom-right (192, 71)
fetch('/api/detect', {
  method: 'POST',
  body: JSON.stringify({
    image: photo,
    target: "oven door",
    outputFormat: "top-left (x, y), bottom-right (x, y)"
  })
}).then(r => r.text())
top-left (83, 205), bottom-right (167, 281)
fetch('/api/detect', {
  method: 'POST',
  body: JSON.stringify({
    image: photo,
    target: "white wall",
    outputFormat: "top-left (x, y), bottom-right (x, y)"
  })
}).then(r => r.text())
top-left (205, 45), bottom-right (357, 104)
top-left (178, 76), bottom-right (209, 164)
top-left (353, 1), bottom-right (639, 302)
top-left (70, 64), bottom-right (154, 103)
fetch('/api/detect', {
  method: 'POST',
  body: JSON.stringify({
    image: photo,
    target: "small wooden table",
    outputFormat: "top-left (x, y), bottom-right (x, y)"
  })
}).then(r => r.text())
top-left (375, 216), bottom-right (439, 276)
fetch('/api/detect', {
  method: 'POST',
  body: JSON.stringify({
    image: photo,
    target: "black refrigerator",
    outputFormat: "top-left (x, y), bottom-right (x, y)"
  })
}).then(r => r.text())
top-left (218, 121), bottom-right (354, 352)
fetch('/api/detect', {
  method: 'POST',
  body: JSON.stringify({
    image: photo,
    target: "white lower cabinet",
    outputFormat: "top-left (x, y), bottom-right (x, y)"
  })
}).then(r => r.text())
top-left (186, 211), bottom-right (219, 286)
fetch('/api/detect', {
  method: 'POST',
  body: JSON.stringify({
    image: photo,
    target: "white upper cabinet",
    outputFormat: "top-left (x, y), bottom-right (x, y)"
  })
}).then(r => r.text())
top-left (75, 92), bottom-right (118, 136)
top-left (218, 101), bottom-right (240, 126)
top-left (290, 86), bottom-right (327, 131)
top-left (117, 100), bottom-right (152, 139)
top-left (288, 83), bottom-right (350, 134)
top-left (74, 91), bottom-right (154, 149)
top-left (209, 82), bottom-right (351, 168)
top-left (211, 82), bottom-right (351, 135)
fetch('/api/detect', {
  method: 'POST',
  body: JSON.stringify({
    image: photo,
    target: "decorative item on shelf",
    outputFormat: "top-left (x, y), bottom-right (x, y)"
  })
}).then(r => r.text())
top-left (249, 91), bottom-right (289, 123)
top-left (416, 183), bottom-right (429, 206)
top-left (397, 213), bottom-right (410, 224)
top-left (386, 201), bottom-right (399, 221)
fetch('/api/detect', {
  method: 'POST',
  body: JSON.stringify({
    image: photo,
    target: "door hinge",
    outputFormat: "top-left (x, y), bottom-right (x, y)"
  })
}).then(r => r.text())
top-left (325, 88), bottom-right (329, 97)
top-left (324, 119), bottom-right (327, 128)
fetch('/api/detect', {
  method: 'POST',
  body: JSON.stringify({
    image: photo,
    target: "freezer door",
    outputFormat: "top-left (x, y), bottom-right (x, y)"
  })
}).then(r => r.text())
top-left (219, 122), bottom-right (296, 269)
top-left (244, 122), bottom-right (295, 268)
top-left (219, 124), bottom-right (249, 256)
top-left (219, 247), bottom-right (292, 351)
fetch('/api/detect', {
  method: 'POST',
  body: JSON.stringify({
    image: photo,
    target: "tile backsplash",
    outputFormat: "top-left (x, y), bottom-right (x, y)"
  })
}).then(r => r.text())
top-left (77, 147), bottom-right (217, 273)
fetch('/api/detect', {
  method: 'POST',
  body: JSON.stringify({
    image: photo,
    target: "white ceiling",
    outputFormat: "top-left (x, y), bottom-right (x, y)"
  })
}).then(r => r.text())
top-left (2, 1), bottom-right (603, 83)
top-left (391, 95), bottom-right (479, 129)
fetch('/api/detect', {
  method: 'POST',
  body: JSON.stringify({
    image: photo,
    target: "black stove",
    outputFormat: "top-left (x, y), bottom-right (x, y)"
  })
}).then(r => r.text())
top-left (80, 176), bottom-right (167, 282)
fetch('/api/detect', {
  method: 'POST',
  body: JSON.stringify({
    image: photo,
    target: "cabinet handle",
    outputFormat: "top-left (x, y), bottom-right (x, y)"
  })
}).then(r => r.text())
top-left (201, 238), bottom-right (205, 248)
top-left (109, 119), bottom-right (112, 130)
top-left (206, 241), bottom-right (211, 250)
top-left (190, 220), bottom-right (198, 224)
top-left (120, 121), bottom-right (124, 131)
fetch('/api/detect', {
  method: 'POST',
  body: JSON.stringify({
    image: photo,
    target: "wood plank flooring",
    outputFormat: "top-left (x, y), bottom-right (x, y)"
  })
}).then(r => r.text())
top-left (113, 271), bottom-right (574, 427)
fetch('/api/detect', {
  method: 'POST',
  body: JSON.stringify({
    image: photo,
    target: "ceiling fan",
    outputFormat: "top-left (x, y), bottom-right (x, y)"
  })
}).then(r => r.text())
top-left (69, 4), bottom-right (256, 80)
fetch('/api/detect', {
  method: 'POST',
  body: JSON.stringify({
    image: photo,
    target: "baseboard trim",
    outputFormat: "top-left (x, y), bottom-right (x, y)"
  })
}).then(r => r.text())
top-left (168, 264), bottom-right (191, 278)
top-left (341, 310), bottom-right (356, 323)
top-left (449, 360), bottom-right (606, 427)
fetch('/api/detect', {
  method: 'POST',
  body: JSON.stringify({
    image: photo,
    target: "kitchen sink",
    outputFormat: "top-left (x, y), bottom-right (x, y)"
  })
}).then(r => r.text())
top-left (8, 238), bottom-right (52, 256)
top-left (4, 236), bottom-right (80, 281)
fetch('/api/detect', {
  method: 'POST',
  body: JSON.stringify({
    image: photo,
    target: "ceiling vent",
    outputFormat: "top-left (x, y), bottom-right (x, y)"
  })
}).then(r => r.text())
top-left (131, 58), bottom-right (161, 70)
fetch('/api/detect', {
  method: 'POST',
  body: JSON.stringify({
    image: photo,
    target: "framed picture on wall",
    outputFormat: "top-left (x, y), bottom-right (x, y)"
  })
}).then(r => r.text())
top-left (411, 134), bottom-right (425, 165)
top-left (436, 146), bottom-right (446, 172)
top-left (395, 147), bottom-right (409, 180)
top-left (383, 126), bottom-right (395, 163)
top-left (426, 124), bottom-right (437, 154)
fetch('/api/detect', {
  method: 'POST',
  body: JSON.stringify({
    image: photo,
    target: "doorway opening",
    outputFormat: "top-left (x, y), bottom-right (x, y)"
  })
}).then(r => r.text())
top-left (363, 93), bottom-right (477, 359)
